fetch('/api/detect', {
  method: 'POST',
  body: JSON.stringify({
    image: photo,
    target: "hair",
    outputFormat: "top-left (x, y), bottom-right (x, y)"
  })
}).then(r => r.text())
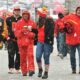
top-left (58, 13), bottom-right (64, 19)
top-left (45, 17), bottom-right (54, 34)
top-left (37, 16), bottom-right (46, 28)
top-left (76, 6), bottom-right (80, 12)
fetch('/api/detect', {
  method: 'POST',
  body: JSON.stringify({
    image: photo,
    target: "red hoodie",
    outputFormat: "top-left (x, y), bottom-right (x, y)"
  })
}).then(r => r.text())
top-left (15, 12), bottom-right (36, 47)
top-left (59, 7), bottom-right (80, 45)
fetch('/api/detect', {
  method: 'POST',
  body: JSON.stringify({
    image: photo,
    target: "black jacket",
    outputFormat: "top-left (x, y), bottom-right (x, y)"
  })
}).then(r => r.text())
top-left (44, 18), bottom-right (55, 45)
top-left (6, 15), bottom-right (21, 39)
top-left (0, 18), bottom-right (4, 35)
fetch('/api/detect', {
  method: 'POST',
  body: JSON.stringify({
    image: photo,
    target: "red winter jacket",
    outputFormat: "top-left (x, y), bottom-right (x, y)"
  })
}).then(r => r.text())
top-left (60, 14), bottom-right (80, 45)
top-left (15, 18), bottom-right (36, 47)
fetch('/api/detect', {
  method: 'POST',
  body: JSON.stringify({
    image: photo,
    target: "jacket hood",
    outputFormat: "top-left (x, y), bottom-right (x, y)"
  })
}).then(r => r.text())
top-left (22, 10), bottom-right (30, 20)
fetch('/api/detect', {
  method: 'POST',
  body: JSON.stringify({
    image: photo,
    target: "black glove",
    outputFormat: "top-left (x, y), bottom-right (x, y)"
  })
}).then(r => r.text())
top-left (64, 22), bottom-right (74, 34)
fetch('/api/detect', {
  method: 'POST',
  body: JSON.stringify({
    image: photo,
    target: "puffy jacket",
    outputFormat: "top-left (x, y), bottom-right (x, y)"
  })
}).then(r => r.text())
top-left (15, 18), bottom-right (36, 47)
top-left (60, 14), bottom-right (80, 45)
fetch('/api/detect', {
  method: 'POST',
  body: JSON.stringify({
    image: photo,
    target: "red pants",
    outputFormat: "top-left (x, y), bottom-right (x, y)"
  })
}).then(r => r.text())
top-left (19, 42), bottom-right (35, 74)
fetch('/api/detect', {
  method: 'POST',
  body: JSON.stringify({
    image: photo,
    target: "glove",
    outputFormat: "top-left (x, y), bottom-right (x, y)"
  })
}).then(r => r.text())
top-left (64, 22), bottom-right (74, 34)
top-left (27, 26), bottom-right (32, 31)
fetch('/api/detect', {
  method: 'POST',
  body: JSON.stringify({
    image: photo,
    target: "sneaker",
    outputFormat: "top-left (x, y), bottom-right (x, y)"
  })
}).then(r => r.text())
top-left (8, 68), bottom-right (14, 74)
top-left (38, 68), bottom-right (43, 77)
top-left (29, 71), bottom-right (35, 77)
top-left (42, 72), bottom-right (48, 79)
top-left (59, 54), bottom-right (64, 59)
top-left (15, 69), bottom-right (21, 74)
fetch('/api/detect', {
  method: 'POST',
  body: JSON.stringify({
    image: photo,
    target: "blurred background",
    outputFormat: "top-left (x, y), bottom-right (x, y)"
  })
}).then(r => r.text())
top-left (0, 0), bottom-right (80, 20)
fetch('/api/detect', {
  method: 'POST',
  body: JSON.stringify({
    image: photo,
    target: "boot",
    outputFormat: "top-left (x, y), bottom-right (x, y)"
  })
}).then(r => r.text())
top-left (42, 71), bottom-right (48, 79)
top-left (38, 68), bottom-right (43, 77)
top-left (79, 67), bottom-right (80, 74)
top-left (72, 67), bottom-right (76, 74)
top-left (23, 72), bottom-right (27, 76)
top-left (29, 71), bottom-right (35, 77)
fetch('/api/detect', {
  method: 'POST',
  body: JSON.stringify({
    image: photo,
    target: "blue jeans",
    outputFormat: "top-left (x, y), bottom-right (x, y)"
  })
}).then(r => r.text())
top-left (36, 42), bottom-right (53, 64)
top-left (58, 32), bottom-right (68, 57)
top-left (69, 44), bottom-right (80, 68)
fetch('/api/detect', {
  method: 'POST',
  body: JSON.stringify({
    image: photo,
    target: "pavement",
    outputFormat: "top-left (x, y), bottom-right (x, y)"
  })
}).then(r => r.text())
top-left (0, 39), bottom-right (80, 80)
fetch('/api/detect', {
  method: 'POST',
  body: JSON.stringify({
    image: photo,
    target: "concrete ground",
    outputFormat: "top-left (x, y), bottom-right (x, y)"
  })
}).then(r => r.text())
top-left (0, 40), bottom-right (80, 80)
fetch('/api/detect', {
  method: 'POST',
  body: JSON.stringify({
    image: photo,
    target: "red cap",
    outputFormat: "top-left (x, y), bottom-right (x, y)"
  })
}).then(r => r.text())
top-left (13, 6), bottom-right (20, 11)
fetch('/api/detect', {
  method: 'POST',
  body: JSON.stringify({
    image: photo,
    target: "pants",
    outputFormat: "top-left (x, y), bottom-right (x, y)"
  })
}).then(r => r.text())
top-left (36, 42), bottom-right (53, 65)
top-left (8, 40), bottom-right (20, 70)
top-left (56, 36), bottom-right (59, 53)
top-left (58, 32), bottom-right (68, 57)
top-left (19, 42), bottom-right (35, 74)
top-left (69, 44), bottom-right (80, 68)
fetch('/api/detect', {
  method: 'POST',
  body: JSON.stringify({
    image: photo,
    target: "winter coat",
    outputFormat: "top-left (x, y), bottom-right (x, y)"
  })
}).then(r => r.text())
top-left (60, 14), bottom-right (80, 45)
top-left (15, 18), bottom-right (36, 47)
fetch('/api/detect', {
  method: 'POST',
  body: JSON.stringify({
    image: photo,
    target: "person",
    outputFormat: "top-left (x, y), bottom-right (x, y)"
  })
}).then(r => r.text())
top-left (36, 7), bottom-right (54, 79)
top-left (0, 17), bottom-right (4, 49)
top-left (54, 13), bottom-right (64, 56)
top-left (2, 12), bottom-right (8, 50)
top-left (15, 9), bottom-right (37, 76)
top-left (6, 6), bottom-right (22, 74)
top-left (56, 8), bottom-right (70, 59)
top-left (59, 6), bottom-right (80, 74)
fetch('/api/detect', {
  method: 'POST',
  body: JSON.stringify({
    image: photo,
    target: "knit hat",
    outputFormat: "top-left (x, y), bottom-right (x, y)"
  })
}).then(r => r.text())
top-left (37, 7), bottom-right (48, 17)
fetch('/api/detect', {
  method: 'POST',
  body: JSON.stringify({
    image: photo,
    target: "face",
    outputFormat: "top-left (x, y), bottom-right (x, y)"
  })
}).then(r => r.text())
top-left (13, 10), bottom-right (20, 16)
top-left (64, 8), bottom-right (69, 15)
top-left (76, 8), bottom-right (80, 16)
top-left (22, 14), bottom-right (29, 21)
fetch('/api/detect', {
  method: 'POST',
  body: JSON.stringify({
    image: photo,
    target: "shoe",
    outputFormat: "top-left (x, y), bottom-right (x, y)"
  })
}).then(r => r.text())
top-left (79, 67), bottom-right (80, 74)
top-left (72, 67), bottom-right (76, 74)
top-left (42, 72), bottom-right (48, 79)
top-left (23, 73), bottom-right (27, 76)
top-left (15, 69), bottom-right (21, 74)
top-left (59, 54), bottom-right (64, 59)
top-left (8, 68), bottom-right (14, 74)
top-left (38, 68), bottom-right (43, 77)
top-left (29, 71), bottom-right (35, 77)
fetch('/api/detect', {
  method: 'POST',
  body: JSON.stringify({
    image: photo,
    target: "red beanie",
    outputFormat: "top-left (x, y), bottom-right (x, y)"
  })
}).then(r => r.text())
top-left (37, 7), bottom-right (48, 17)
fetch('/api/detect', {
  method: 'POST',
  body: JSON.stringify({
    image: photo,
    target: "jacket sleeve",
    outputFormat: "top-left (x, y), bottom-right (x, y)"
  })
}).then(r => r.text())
top-left (6, 17), bottom-right (15, 39)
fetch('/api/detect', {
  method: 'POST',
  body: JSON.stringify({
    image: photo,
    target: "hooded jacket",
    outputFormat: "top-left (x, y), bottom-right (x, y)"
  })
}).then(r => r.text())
top-left (59, 7), bottom-right (80, 45)
top-left (15, 11), bottom-right (36, 47)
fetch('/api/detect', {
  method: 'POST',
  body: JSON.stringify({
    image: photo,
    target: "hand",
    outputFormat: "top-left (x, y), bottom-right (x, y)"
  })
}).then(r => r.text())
top-left (24, 26), bottom-right (28, 29)
top-left (27, 26), bottom-right (32, 31)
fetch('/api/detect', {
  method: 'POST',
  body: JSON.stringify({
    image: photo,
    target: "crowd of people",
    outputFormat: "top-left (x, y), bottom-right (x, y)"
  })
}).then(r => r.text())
top-left (0, 5), bottom-right (80, 79)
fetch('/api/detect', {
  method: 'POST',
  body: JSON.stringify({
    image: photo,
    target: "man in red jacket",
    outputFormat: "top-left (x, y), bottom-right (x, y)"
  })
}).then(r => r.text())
top-left (15, 10), bottom-right (37, 76)
top-left (60, 6), bottom-right (80, 74)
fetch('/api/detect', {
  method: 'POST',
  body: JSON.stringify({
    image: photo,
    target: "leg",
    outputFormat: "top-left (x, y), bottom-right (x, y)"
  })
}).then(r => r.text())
top-left (36, 42), bottom-right (44, 77)
top-left (7, 40), bottom-right (15, 73)
top-left (42, 43), bottom-right (53, 79)
top-left (69, 45), bottom-right (76, 73)
top-left (27, 41), bottom-right (35, 76)
top-left (19, 47), bottom-right (27, 75)
top-left (15, 42), bottom-right (20, 70)
top-left (77, 44), bottom-right (80, 73)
